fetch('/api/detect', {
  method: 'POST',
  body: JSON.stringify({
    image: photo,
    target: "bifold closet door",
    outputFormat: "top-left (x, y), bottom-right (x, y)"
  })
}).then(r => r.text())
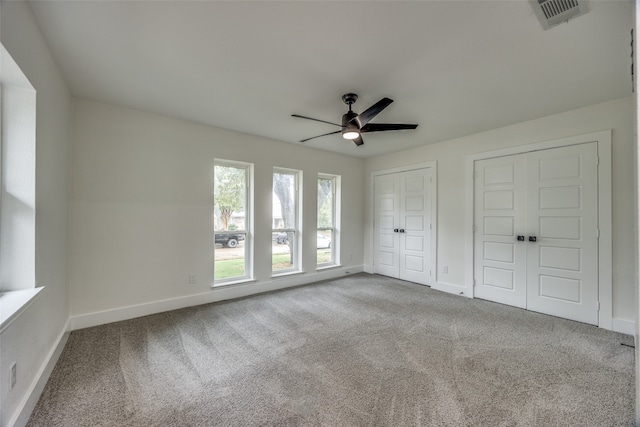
top-left (474, 142), bottom-right (599, 325)
top-left (374, 169), bottom-right (431, 285)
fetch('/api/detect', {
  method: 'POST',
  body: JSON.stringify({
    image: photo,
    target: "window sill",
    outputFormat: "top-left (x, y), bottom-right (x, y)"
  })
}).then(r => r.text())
top-left (271, 270), bottom-right (304, 280)
top-left (0, 287), bottom-right (44, 333)
top-left (317, 264), bottom-right (341, 271)
top-left (212, 278), bottom-right (256, 289)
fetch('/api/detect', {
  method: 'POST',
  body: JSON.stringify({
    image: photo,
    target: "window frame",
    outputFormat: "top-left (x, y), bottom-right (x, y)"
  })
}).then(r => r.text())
top-left (271, 167), bottom-right (302, 276)
top-left (317, 173), bottom-right (340, 268)
top-left (213, 159), bottom-right (253, 286)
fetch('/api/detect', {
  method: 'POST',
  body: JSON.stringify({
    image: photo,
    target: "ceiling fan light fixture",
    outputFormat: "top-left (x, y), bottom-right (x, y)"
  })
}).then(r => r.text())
top-left (342, 130), bottom-right (360, 140)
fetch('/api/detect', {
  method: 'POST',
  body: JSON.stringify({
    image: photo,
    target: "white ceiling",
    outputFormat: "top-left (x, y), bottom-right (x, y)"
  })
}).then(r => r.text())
top-left (28, 0), bottom-right (633, 158)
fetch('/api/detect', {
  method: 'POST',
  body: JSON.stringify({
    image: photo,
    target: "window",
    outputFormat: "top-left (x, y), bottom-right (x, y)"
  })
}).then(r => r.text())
top-left (0, 44), bottom-right (39, 330)
top-left (213, 160), bottom-right (252, 285)
top-left (272, 168), bottom-right (301, 275)
top-left (317, 174), bottom-right (339, 267)
top-left (1, 44), bottom-right (36, 293)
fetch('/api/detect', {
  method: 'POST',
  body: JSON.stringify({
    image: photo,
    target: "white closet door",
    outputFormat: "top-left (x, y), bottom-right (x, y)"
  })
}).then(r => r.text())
top-left (399, 169), bottom-right (431, 285)
top-left (374, 168), bottom-right (432, 285)
top-left (473, 142), bottom-right (599, 325)
top-left (526, 143), bottom-right (599, 324)
top-left (474, 154), bottom-right (528, 308)
top-left (374, 174), bottom-right (400, 278)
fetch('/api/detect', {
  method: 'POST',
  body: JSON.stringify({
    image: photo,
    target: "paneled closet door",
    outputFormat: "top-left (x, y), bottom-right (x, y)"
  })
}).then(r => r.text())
top-left (474, 154), bottom-right (528, 308)
top-left (474, 142), bottom-right (599, 325)
top-left (525, 143), bottom-right (599, 324)
top-left (374, 168), bottom-right (432, 286)
top-left (374, 174), bottom-right (400, 278)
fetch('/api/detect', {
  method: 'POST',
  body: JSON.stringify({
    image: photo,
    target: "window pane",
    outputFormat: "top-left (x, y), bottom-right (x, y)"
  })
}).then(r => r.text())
top-left (272, 231), bottom-right (294, 272)
top-left (317, 178), bottom-right (333, 229)
top-left (317, 176), bottom-right (336, 267)
top-left (316, 230), bottom-right (332, 264)
top-left (272, 170), bottom-right (298, 273)
top-left (214, 165), bottom-right (246, 232)
top-left (214, 163), bottom-right (248, 282)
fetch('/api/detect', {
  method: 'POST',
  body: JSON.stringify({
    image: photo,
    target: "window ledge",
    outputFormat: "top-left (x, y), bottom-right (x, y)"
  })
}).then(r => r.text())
top-left (271, 271), bottom-right (304, 280)
top-left (212, 278), bottom-right (256, 289)
top-left (0, 287), bottom-right (44, 333)
top-left (317, 264), bottom-right (341, 271)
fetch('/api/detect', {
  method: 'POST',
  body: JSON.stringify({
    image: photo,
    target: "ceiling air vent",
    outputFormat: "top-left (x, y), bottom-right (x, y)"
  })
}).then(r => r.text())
top-left (532, 0), bottom-right (587, 30)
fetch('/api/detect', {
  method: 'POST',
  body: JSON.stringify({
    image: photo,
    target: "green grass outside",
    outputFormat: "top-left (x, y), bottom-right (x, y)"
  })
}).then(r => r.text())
top-left (214, 251), bottom-right (332, 280)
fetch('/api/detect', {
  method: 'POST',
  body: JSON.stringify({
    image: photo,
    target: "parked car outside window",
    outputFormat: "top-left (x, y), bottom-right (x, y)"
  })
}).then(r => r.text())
top-left (215, 233), bottom-right (245, 248)
top-left (316, 234), bottom-right (331, 249)
top-left (274, 233), bottom-right (331, 248)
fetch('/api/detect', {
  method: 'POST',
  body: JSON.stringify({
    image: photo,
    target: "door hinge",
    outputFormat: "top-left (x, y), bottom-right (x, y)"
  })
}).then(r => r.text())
top-left (597, 301), bottom-right (601, 311)
top-left (596, 228), bottom-right (600, 238)
top-left (596, 156), bottom-right (600, 166)
top-left (473, 279), bottom-right (476, 287)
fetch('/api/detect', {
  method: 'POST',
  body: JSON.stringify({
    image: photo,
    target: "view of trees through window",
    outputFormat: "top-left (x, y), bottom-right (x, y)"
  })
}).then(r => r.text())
top-left (272, 170), bottom-right (299, 274)
top-left (213, 162), bottom-right (249, 282)
top-left (317, 175), bottom-right (336, 266)
top-left (213, 164), bottom-right (338, 284)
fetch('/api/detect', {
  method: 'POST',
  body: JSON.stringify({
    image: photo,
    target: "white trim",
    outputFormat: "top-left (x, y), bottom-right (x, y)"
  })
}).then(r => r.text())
top-left (612, 318), bottom-right (636, 336)
top-left (212, 278), bottom-right (256, 288)
top-left (465, 130), bottom-right (613, 329)
top-left (213, 159), bottom-right (254, 285)
top-left (433, 281), bottom-right (470, 297)
top-left (316, 264), bottom-right (342, 272)
top-left (271, 270), bottom-right (304, 279)
top-left (369, 161), bottom-right (438, 286)
top-left (69, 266), bottom-right (363, 331)
top-left (9, 318), bottom-right (70, 427)
top-left (0, 287), bottom-right (44, 333)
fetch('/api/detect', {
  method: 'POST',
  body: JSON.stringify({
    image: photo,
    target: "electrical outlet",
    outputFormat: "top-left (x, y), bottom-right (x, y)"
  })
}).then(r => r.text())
top-left (188, 274), bottom-right (197, 285)
top-left (443, 266), bottom-right (449, 274)
top-left (9, 363), bottom-right (16, 390)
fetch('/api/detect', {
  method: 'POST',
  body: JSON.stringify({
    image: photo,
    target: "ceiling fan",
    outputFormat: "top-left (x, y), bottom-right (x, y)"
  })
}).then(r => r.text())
top-left (292, 93), bottom-right (418, 146)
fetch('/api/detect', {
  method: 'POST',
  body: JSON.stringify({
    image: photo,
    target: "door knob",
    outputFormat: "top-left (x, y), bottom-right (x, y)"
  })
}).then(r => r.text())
top-left (529, 236), bottom-right (537, 242)
top-left (517, 235), bottom-right (525, 241)
top-left (399, 229), bottom-right (405, 233)
top-left (394, 228), bottom-right (399, 232)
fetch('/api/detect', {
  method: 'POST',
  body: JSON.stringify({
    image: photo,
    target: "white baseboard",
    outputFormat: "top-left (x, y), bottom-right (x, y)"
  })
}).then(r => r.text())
top-left (10, 318), bottom-right (70, 427)
top-left (69, 266), bottom-right (364, 331)
top-left (432, 281), bottom-right (471, 298)
top-left (611, 318), bottom-right (635, 336)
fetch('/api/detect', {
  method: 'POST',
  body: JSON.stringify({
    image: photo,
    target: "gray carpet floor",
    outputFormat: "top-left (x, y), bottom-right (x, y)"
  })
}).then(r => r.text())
top-left (28, 273), bottom-right (635, 426)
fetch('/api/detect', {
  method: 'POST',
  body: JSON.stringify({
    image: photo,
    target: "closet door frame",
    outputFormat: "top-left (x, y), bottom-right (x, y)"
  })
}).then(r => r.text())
top-left (465, 130), bottom-right (612, 329)
top-left (371, 161), bottom-right (437, 287)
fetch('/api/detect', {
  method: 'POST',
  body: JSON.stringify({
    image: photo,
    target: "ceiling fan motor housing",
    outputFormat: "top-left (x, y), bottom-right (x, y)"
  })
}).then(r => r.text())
top-left (342, 111), bottom-right (359, 138)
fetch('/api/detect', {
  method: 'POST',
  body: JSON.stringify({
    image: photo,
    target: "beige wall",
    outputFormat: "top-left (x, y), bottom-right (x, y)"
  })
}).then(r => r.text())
top-left (365, 96), bottom-right (636, 330)
top-left (69, 99), bottom-right (365, 322)
top-left (0, 2), bottom-right (73, 425)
